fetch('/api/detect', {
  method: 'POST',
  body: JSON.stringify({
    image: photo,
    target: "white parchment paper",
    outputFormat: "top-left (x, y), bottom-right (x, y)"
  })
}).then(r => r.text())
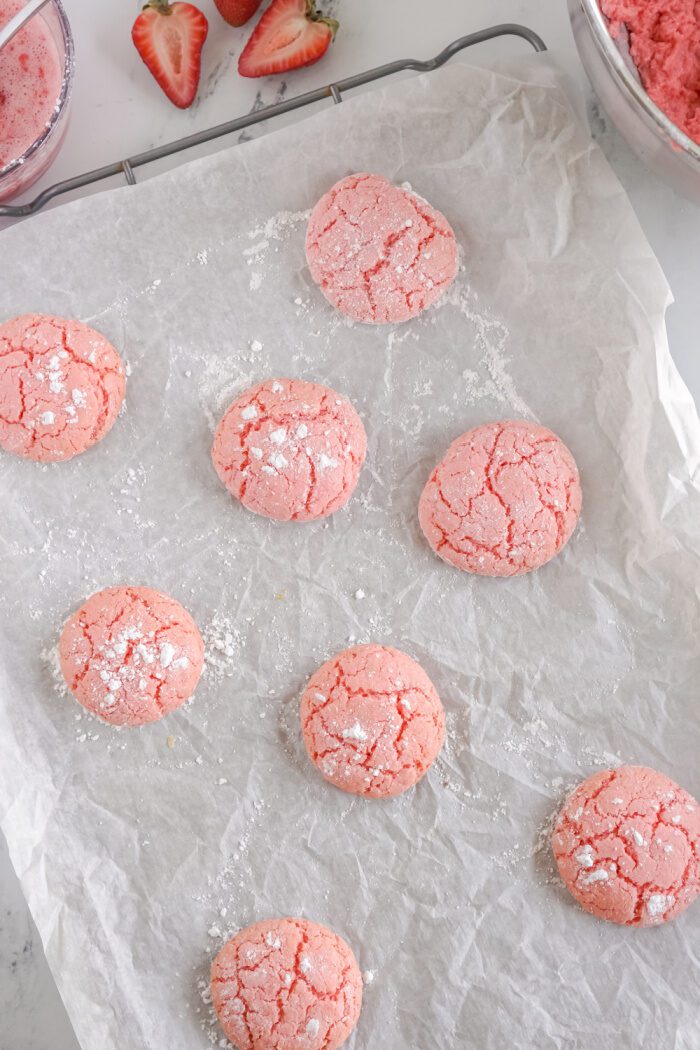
top-left (1, 55), bottom-right (699, 1050)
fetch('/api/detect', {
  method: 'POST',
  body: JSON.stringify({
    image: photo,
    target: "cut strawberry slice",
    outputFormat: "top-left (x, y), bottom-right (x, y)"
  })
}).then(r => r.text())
top-left (132, 1), bottom-right (208, 109)
top-left (214, 0), bottom-right (263, 27)
top-left (238, 0), bottom-right (338, 79)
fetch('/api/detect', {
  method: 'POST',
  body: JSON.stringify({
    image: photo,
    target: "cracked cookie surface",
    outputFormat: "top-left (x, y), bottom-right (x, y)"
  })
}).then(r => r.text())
top-left (59, 586), bottom-right (204, 726)
top-left (212, 378), bottom-right (366, 522)
top-left (211, 917), bottom-right (362, 1050)
top-left (419, 420), bottom-right (581, 577)
top-left (305, 173), bottom-right (459, 324)
top-left (0, 314), bottom-right (125, 462)
top-left (552, 766), bottom-right (700, 927)
top-left (300, 643), bottom-right (445, 799)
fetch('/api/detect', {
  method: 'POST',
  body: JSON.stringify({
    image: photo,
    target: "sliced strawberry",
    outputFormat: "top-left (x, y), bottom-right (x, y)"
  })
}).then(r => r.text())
top-left (132, 1), bottom-right (208, 109)
top-left (238, 0), bottom-right (338, 79)
top-left (214, 0), bottom-right (263, 27)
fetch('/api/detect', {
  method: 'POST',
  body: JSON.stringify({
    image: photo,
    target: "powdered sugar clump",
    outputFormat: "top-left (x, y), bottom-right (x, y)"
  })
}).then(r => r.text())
top-left (203, 616), bottom-right (241, 681)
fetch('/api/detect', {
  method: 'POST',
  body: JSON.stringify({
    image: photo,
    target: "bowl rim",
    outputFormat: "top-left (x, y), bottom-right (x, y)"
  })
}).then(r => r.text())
top-left (0, 0), bottom-right (75, 180)
top-left (578, 0), bottom-right (700, 165)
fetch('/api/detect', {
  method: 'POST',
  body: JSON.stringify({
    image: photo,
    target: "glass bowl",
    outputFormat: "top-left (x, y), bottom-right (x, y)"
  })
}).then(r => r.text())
top-left (568, 0), bottom-right (700, 203)
top-left (0, 0), bottom-right (75, 203)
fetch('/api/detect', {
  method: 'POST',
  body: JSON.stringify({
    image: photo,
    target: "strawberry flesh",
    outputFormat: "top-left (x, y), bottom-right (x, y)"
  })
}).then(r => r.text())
top-left (132, 1), bottom-right (208, 109)
top-left (238, 0), bottom-right (338, 78)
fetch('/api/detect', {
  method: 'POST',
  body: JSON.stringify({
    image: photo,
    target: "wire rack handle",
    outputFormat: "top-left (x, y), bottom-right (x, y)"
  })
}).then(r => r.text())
top-left (0, 23), bottom-right (545, 219)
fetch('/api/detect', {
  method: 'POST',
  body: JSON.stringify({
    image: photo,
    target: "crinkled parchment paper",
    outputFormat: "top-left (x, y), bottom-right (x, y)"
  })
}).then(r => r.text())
top-left (1, 54), bottom-right (699, 1050)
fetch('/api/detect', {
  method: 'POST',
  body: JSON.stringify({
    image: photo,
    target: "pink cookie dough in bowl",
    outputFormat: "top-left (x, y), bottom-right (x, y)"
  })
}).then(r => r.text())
top-left (211, 917), bottom-right (363, 1050)
top-left (300, 643), bottom-right (445, 799)
top-left (600, 0), bottom-right (700, 146)
top-left (552, 766), bottom-right (700, 927)
top-left (0, 314), bottom-right (125, 462)
top-left (211, 378), bottom-right (367, 522)
top-left (419, 420), bottom-right (582, 577)
top-left (59, 586), bottom-right (204, 727)
top-left (305, 172), bottom-right (459, 324)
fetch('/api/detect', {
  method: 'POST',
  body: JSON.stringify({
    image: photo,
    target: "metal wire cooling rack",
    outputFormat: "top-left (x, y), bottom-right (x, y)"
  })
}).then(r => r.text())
top-left (0, 23), bottom-right (546, 219)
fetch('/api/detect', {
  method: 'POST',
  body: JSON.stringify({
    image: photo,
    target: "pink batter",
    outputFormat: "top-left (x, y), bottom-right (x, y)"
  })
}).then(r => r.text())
top-left (300, 643), bottom-right (445, 799)
top-left (211, 917), bottom-right (363, 1050)
top-left (0, 0), bottom-right (63, 168)
top-left (59, 586), bottom-right (204, 727)
top-left (0, 314), bottom-right (125, 462)
top-left (601, 0), bottom-right (700, 144)
top-left (419, 420), bottom-right (582, 577)
top-left (211, 378), bottom-right (367, 522)
top-left (305, 173), bottom-right (459, 324)
top-left (553, 766), bottom-right (700, 927)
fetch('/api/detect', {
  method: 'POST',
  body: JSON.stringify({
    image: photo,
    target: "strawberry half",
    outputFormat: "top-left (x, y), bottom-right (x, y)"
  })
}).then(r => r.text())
top-left (238, 0), bottom-right (338, 79)
top-left (132, 1), bottom-right (208, 109)
top-left (214, 0), bottom-right (263, 27)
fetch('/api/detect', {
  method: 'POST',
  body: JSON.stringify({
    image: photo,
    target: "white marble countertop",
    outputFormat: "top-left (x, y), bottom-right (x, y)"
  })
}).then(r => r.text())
top-left (1, 1), bottom-right (698, 1047)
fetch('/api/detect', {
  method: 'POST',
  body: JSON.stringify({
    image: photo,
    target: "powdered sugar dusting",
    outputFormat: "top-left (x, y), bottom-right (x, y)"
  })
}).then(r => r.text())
top-left (443, 275), bottom-right (530, 415)
top-left (203, 615), bottom-right (241, 681)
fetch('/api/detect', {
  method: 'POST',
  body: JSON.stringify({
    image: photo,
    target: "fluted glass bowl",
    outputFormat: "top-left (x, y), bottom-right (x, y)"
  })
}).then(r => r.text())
top-left (0, 0), bottom-right (74, 203)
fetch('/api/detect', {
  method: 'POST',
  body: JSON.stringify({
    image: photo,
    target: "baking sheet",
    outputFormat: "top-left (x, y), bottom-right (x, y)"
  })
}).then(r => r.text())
top-left (1, 53), bottom-right (699, 1050)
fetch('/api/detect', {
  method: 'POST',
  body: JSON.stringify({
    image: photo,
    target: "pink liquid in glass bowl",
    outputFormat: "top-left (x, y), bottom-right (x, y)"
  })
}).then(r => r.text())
top-left (0, 0), bottom-right (74, 203)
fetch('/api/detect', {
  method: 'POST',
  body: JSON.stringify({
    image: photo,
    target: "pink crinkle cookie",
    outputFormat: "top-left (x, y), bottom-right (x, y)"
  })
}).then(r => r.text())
top-left (300, 643), bottom-right (445, 799)
top-left (211, 378), bottom-right (367, 522)
top-left (211, 917), bottom-right (363, 1050)
top-left (419, 420), bottom-right (581, 577)
top-left (0, 314), bottom-right (125, 462)
top-left (552, 766), bottom-right (700, 927)
top-left (305, 172), bottom-right (459, 324)
top-left (59, 586), bottom-right (204, 727)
